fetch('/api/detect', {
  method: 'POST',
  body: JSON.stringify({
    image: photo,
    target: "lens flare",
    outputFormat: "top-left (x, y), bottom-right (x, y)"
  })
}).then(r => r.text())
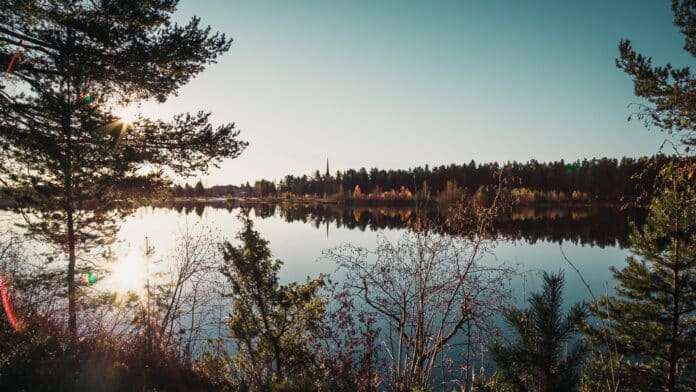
top-left (1, 271), bottom-right (22, 332)
top-left (80, 92), bottom-right (93, 103)
top-left (113, 105), bottom-right (139, 126)
top-left (81, 272), bottom-right (98, 285)
top-left (5, 41), bottom-right (23, 74)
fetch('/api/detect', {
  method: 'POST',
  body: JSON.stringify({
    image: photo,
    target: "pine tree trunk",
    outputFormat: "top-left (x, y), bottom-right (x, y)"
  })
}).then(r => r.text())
top-left (668, 222), bottom-right (680, 392)
top-left (63, 113), bottom-right (77, 345)
top-left (67, 208), bottom-right (77, 344)
top-left (273, 339), bottom-right (283, 380)
top-left (542, 370), bottom-right (550, 392)
top-left (668, 279), bottom-right (679, 392)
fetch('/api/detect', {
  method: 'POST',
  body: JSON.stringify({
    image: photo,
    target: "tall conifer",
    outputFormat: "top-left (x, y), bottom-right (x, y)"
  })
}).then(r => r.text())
top-left (0, 1), bottom-right (247, 340)
top-left (586, 188), bottom-right (696, 392)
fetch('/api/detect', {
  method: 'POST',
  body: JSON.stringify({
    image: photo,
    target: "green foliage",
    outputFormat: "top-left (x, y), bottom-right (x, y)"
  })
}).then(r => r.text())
top-left (587, 189), bottom-right (696, 391)
top-left (220, 214), bottom-right (326, 389)
top-left (472, 372), bottom-right (515, 392)
top-left (579, 352), bottom-right (628, 392)
top-left (490, 271), bottom-right (588, 392)
top-left (586, 6), bottom-right (696, 388)
top-left (617, 1), bottom-right (696, 148)
top-left (197, 351), bottom-right (237, 392)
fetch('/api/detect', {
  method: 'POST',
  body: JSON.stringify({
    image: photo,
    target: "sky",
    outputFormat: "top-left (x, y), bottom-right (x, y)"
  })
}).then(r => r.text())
top-left (135, 0), bottom-right (694, 186)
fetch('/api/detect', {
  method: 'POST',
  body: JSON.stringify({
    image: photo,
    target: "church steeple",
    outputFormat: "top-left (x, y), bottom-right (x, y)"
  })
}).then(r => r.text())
top-left (325, 158), bottom-right (330, 178)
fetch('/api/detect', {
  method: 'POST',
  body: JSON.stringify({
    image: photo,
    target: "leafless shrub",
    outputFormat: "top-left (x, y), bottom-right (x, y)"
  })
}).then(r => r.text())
top-left (128, 224), bottom-right (226, 365)
top-left (326, 171), bottom-right (516, 391)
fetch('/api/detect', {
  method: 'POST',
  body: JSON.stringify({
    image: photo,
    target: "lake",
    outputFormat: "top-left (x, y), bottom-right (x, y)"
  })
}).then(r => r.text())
top-left (115, 202), bottom-right (642, 304)
top-left (1, 201), bottom-right (644, 388)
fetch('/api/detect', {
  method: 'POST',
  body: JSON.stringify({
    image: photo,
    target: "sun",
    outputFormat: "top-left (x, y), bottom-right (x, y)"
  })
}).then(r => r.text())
top-left (113, 104), bottom-right (140, 125)
top-left (109, 252), bottom-right (147, 294)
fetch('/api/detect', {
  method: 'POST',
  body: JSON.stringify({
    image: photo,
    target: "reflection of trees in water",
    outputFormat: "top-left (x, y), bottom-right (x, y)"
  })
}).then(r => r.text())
top-left (496, 207), bottom-right (646, 248)
top-left (159, 201), bottom-right (645, 248)
top-left (249, 203), bottom-right (277, 218)
top-left (278, 203), bottom-right (415, 232)
top-left (166, 201), bottom-right (278, 218)
top-left (511, 207), bottom-right (590, 220)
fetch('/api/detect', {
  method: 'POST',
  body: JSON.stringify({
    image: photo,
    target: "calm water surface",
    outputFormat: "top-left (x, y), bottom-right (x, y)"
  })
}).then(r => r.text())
top-left (116, 202), bottom-right (641, 309)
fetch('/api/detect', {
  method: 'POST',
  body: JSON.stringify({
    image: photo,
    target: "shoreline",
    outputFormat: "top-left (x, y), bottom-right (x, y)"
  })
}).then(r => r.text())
top-left (163, 196), bottom-right (619, 208)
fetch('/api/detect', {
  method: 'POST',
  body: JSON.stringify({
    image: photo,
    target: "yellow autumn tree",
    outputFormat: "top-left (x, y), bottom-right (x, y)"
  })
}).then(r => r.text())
top-left (353, 185), bottom-right (362, 198)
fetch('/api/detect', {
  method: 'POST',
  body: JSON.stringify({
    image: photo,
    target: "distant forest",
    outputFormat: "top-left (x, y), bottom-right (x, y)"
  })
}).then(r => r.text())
top-left (173, 155), bottom-right (683, 204)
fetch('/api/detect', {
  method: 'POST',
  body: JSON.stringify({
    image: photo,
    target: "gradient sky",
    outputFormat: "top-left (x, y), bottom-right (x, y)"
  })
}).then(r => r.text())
top-left (136, 0), bottom-right (693, 186)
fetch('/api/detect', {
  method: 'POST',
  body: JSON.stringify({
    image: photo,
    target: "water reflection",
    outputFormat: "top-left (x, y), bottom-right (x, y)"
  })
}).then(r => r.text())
top-left (156, 200), bottom-right (645, 249)
top-left (110, 251), bottom-right (147, 294)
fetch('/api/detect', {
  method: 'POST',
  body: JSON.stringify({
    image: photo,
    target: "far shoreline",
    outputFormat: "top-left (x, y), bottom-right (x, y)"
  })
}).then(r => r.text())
top-left (162, 196), bottom-right (621, 209)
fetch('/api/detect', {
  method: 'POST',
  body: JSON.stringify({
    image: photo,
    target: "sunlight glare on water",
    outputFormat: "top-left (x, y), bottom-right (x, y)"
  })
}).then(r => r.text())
top-left (107, 251), bottom-right (147, 295)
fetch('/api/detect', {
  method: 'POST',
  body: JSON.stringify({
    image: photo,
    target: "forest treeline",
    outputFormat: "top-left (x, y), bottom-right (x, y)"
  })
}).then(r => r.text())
top-left (174, 155), bottom-right (684, 205)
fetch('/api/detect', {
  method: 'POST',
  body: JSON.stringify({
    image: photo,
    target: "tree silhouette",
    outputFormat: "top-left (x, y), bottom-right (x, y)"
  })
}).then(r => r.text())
top-left (0, 1), bottom-right (247, 341)
top-left (194, 180), bottom-right (205, 197)
top-left (273, 156), bottom-right (679, 204)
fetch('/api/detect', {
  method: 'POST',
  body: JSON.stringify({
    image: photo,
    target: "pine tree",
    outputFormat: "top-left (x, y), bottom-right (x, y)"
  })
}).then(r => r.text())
top-left (617, 1), bottom-right (696, 149)
top-left (490, 271), bottom-right (588, 392)
top-left (194, 180), bottom-right (205, 197)
top-left (586, 189), bottom-right (696, 392)
top-left (0, 1), bottom-right (247, 341)
top-left (184, 183), bottom-right (194, 197)
top-left (616, 1), bottom-right (696, 197)
top-left (219, 214), bottom-right (326, 388)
